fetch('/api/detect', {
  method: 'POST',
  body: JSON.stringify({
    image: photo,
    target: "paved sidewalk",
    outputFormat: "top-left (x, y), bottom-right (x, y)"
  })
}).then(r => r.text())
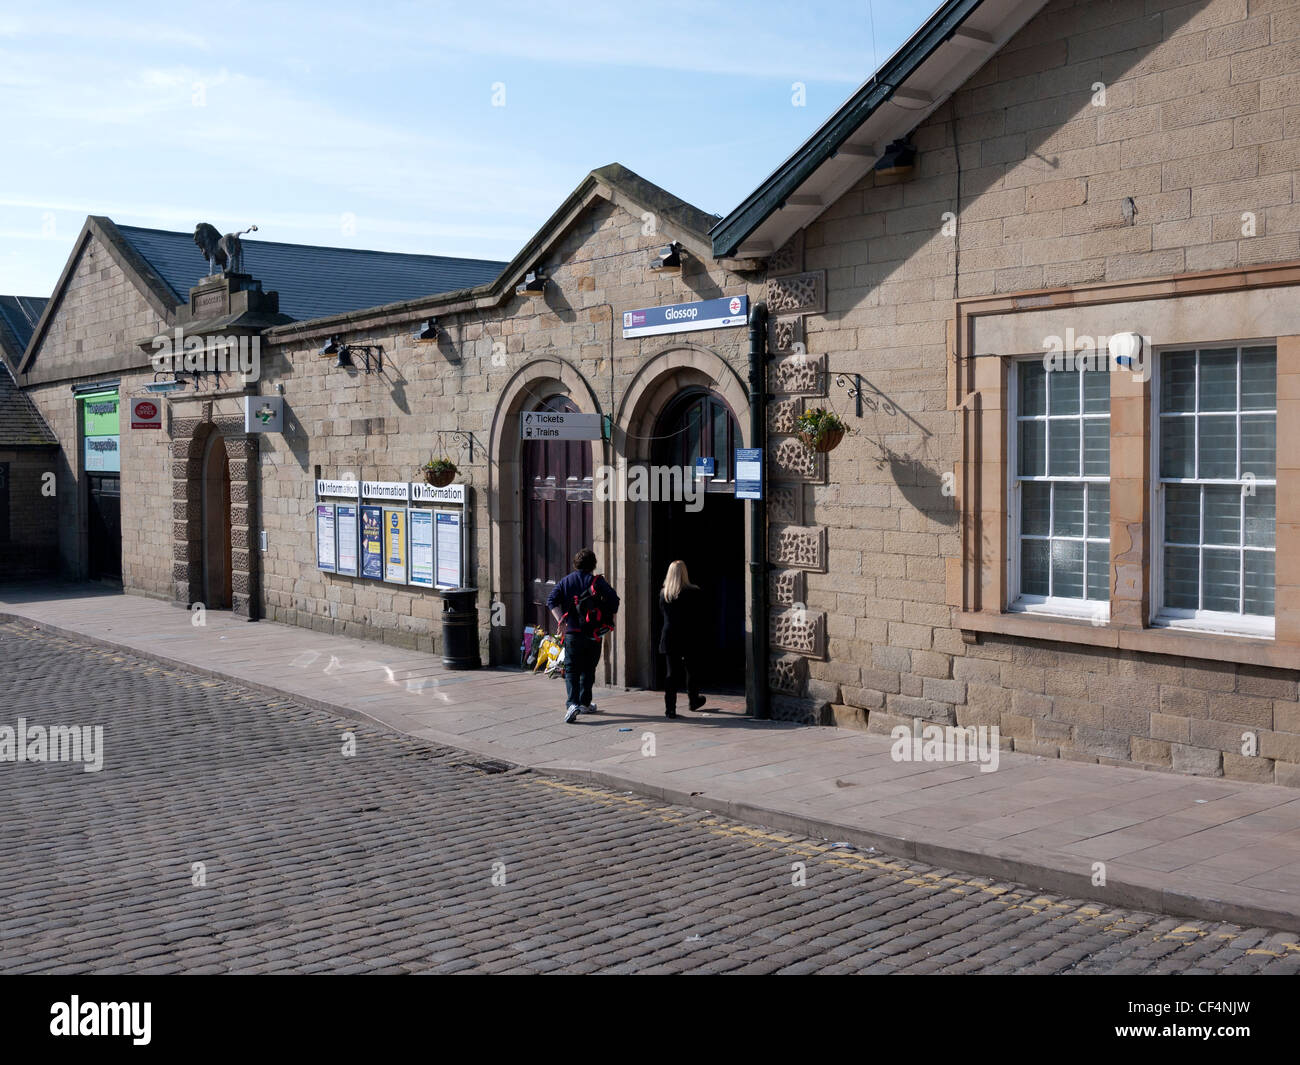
top-left (3, 583), bottom-right (1300, 930)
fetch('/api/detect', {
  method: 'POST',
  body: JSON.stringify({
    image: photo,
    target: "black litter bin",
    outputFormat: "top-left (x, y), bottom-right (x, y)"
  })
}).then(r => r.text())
top-left (440, 587), bottom-right (482, 670)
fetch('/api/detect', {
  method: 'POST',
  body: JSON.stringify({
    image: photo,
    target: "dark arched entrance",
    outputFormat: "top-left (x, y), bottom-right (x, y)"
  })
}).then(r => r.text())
top-left (201, 429), bottom-right (232, 609)
top-left (650, 389), bottom-right (745, 691)
top-left (523, 394), bottom-right (593, 635)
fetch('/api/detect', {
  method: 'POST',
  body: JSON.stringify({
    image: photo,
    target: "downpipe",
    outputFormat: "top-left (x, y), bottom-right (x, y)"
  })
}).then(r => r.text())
top-left (748, 300), bottom-right (770, 720)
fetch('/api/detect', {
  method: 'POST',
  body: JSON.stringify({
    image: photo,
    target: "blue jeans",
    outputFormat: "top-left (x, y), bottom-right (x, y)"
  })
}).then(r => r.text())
top-left (564, 633), bottom-right (601, 708)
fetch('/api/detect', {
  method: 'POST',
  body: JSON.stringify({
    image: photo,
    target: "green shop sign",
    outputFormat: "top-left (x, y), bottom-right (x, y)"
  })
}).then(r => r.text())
top-left (81, 390), bottom-right (120, 473)
top-left (81, 391), bottom-right (120, 436)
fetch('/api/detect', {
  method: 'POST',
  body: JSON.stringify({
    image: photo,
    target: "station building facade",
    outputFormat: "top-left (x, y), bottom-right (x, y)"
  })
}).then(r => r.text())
top-left (712, 0), bottom-right (1300, 784)
top-left (14, 0), bottom-right (1300, 786)
top-left (14, 167), bottom-right (765, 701)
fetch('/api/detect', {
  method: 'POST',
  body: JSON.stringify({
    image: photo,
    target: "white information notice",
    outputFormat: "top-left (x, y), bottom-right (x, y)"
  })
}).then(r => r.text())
top-left (336, 504), bottom-right (359, 577)
top-left (435, 510), bottom-right (462, 588)
top-left (315, 504), bottom-right (337, 572)
top-left (409, 509), bottom-right (435, 588)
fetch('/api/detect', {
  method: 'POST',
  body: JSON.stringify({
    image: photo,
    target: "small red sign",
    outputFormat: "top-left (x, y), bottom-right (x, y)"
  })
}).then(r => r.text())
top-left (131, 398), bottom-right (161, 429)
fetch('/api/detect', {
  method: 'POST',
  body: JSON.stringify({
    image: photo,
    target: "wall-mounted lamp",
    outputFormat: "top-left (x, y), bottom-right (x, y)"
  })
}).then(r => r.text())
top-left (318, 335), bottom-right (383, 374)
top-left (516, 269), bottom-right (547, 295)
top-left (1108, 332), bottom-right (1143, 367)
top-left (874, 139), bottom-right (916, 177)
top-left (651, 241), bottom-right (683, 273)
top-left (412, 318), bottom-right (439, 341)
top-left (148, 370), bottom-right (188, 393)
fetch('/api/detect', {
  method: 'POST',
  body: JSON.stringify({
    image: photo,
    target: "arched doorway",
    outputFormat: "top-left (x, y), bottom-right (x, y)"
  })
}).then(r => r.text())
top-left (650, 389), bottom-right (745, 692)
top-left (523, 394), bottom-right (593, 634)
top-left (201, 429), bottom-right (232, 609)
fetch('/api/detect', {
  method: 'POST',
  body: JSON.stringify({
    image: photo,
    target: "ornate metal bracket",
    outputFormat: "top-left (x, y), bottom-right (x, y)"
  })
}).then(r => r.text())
top-left (438, 429), bottom-right (478, 464)
top-left (834, 372), bottom-right (898, 418)
top-left (834, 372), bottom-right (932, 438)
top-left (451, 430), bottom-right (476, 464)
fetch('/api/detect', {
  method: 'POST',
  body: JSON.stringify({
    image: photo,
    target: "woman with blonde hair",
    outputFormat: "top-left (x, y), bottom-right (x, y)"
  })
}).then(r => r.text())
top-left (658, 559), bottom-right (705, 718)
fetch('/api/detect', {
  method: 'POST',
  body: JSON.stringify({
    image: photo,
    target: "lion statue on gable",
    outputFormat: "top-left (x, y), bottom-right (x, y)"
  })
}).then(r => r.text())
top-left (193, 223), bottom-right (258, 276)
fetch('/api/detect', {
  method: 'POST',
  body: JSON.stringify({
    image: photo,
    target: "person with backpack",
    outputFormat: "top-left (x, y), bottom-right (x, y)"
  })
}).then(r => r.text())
top-left (659, 560), bottom-right (705, 719)
top-left (547, 548), bottom-right (619, 724)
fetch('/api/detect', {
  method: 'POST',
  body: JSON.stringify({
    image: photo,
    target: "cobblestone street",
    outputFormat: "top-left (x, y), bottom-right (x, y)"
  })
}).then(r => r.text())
top-left (2, 620), bottom-right (1298, 975)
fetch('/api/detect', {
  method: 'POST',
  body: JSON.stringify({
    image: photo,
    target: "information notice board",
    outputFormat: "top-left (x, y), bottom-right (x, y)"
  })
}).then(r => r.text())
top-left (383, 507), bottom-right (407, 584)
top-left (434, 510), bottom-right (463, 589)
top-left (408, 509), bottom-right (435, 588)
top-left (360, 506), bottom-right (383, 579)
top-left (315, 504), bottom-right (336, 573)
top-left (315, 482), bottom-right (468, 588)
top-left (336, 504), bottom-right (359, 577)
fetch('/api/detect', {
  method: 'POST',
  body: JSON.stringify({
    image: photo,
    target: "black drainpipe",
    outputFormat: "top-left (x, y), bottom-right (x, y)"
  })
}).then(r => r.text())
top-left (748, 300), bottom-right (770, 720)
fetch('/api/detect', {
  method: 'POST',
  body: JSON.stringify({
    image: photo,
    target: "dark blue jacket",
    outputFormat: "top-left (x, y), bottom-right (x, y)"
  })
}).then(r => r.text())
top-left (547, 570), bottom-right (619, 632)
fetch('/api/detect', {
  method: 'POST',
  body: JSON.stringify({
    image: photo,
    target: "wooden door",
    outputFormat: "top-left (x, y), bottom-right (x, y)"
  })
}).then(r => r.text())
top-left (523, 396), bottom-right (593, 634)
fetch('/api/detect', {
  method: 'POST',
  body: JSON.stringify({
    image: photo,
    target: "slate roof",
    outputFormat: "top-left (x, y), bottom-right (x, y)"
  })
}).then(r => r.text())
top-left (0, 296), bottom-right (47, 363)
top-left (115, 226), bottom-right (509, 323)
top-left (0, 298), bottom-right (57, 446)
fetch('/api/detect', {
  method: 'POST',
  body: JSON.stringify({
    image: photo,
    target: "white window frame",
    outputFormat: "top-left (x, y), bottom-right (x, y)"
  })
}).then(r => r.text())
top-left (1008, 356), bottom-right (1111, 622)
top-left (1151, 341), bottom-right (1277, 639)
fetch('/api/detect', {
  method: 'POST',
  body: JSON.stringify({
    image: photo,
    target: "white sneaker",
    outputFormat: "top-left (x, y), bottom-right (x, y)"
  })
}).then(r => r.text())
top-left (582, 703), bottom-right (599, 714)
top-left (564, 704), bottom-right (582, 724)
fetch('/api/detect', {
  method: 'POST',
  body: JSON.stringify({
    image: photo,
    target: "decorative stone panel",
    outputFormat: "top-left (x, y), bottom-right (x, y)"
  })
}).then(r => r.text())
top-left (766, 270), bottom-right (825, 317)
top-left (768, 482), bottom-right (803, 525)
top-left (769, 436), bottom-right (825, 482)
top-left (770, 653), bottom-right (807, 695)
top-left (769, 524), bottom-right (827, 572)
top-left (767, 231), bottom-right (804, 277)
top-left (769, 350), bottom-right (825, 395)
top-left (769, 316), bottom-right (803, 356)
top-left (770, 607), bottom-right (826, 659)
top-left (768, 397), bottom-right (802, 435)
top-left (769, 568), bottom-right (805, 606)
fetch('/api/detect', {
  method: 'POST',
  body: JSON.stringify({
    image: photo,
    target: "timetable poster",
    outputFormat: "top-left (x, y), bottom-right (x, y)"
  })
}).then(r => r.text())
top-left (315, 504), bottom-right (337, 573)
top-left (435, 510), bottom-right (463, 589)
top-left (408, 509), bottom-right (435, 588)
top-left (383, 507), bottom-right (408, 584)
top-left (360, 505), bottom-right (384, 580)
top-left (336, 503), bottom-right (359, 577)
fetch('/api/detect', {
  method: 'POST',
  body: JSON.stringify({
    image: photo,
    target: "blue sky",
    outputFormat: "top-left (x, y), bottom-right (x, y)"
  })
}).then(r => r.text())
top-left (0, 1), bottom-right (928, 297)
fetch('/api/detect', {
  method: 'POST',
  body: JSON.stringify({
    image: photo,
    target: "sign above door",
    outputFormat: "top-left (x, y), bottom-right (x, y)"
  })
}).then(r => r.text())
top-left (621, 295), bottom-right (748, 339)
top-left (520, 410), bottom-right (602, 440)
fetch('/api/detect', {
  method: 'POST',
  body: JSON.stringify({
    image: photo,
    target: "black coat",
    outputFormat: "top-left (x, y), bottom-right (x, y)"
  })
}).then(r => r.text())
top-left (658, 585), bottom-right (703, 656)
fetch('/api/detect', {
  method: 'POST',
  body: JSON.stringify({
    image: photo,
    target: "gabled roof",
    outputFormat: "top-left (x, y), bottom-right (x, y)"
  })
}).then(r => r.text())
top-left (711, 0), bottom-right (1049, 259)
top-left (268, 162), bottom-right (721, 340)
top-left (116, 226), bottom-right (508, 323)
top-left (16, 216), bottom-right (510, 378)
top-left (0, 304), bottom-right (57, 446)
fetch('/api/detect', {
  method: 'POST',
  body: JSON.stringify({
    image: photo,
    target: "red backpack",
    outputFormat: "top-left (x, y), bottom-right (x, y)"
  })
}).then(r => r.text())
top-left (571, 573), bottom-right (615, 639)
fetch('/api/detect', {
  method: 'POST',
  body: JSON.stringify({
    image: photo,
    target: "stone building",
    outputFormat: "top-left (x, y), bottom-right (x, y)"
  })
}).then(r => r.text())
top-left (14, 168), bottom-right (766, 702)
top-left (250, 164), bottom-right (763, 696)
top-left (13, 0), bottom-right (1300, 787)
top-left (713, 0), bottom-right (1300, 784)
top-left (12, 217), bottom-right (505, 593)
top-left (0, 296), bottom-right (58, 579)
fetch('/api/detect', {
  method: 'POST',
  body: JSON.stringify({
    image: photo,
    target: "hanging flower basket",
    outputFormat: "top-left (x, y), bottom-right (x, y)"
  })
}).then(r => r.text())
top-left (799, 426), bottom-right (845, 453)
top-left (421, 459), bottom-right (457, 487)
top-left (795, 408), bottom-right (847, 454)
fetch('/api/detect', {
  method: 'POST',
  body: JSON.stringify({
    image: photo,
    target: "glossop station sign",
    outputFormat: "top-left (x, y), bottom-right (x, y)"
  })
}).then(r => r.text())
top-left (621, 295), bottom-right (748, 339)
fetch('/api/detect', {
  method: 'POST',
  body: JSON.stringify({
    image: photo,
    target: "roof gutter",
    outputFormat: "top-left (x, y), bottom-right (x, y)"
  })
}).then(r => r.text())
top-left (710, 0), bottom-right (984, 258)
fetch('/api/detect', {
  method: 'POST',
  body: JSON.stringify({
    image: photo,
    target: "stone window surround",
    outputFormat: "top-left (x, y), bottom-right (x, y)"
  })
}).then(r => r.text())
top-left (951, 261), bottom-right (1300, 670)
